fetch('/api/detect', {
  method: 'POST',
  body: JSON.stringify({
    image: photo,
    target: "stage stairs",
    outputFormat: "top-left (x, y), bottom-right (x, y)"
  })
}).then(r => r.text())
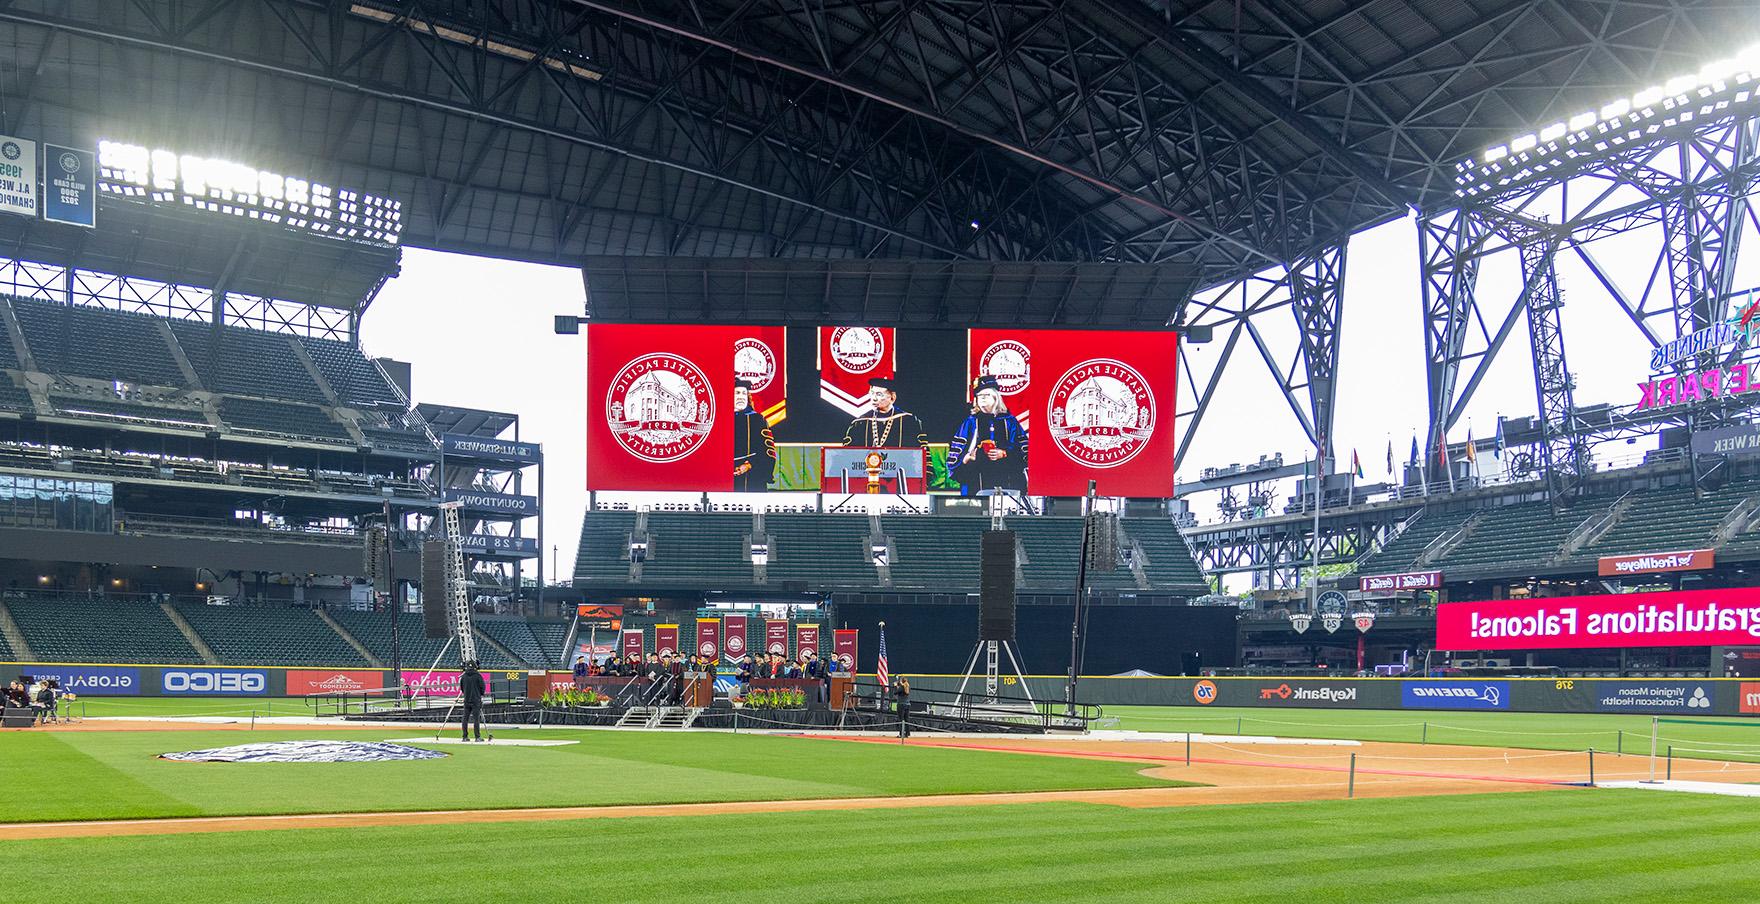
top-left (615, 706), bottom-right (705, 729)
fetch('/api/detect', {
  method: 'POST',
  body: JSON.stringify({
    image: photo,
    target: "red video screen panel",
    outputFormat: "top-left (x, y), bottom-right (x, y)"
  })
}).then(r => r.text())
top-left (585, 324), bottom-right (1177, 496)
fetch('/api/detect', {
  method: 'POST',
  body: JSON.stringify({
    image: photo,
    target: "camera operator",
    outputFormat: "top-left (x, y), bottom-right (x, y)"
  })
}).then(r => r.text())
top-left (459, 661), bottom-right (486, 742)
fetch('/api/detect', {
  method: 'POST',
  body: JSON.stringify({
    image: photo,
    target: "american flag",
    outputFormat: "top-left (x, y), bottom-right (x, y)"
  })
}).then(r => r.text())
top-left (875, 626), bottom-right (890, 688)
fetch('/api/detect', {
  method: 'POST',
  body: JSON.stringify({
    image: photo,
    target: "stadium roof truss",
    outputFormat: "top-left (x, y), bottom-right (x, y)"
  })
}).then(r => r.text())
top-left (1, 0), bottom-right (1759, 486)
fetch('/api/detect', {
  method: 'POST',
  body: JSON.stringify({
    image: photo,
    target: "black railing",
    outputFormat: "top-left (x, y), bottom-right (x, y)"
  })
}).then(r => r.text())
top-left (846, 678), bottom-right (1102, 732)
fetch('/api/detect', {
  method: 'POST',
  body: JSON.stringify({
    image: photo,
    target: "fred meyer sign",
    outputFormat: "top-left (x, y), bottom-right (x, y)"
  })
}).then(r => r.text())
top-left (1597, 549), bottom-right (1714, 577)
top-left (1437, 587), bottom-right (1760, 651)
top-left (1359, 571), bottom-right (1442, 592)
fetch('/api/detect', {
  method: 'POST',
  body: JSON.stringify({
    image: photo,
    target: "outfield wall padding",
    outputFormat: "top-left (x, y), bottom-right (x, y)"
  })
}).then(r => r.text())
top-left (895, 675), bottom-right (1759, 716)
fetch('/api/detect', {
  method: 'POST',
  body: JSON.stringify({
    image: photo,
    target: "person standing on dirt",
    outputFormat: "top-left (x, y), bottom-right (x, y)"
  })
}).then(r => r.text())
top-left (460, 661), bottom-right (486, 742)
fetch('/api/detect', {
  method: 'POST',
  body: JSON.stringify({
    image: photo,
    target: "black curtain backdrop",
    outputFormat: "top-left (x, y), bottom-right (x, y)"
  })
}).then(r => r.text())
top-left (834, 602), bottom-right (1237, 676)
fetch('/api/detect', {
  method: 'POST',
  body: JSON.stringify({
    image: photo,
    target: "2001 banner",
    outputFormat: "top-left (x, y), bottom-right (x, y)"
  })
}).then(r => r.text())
top-left (586, 323), bottom-right (1177, 496)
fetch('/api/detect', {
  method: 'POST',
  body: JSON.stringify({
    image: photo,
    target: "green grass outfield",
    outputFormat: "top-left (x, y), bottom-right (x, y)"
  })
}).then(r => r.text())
top-left (1106, 705), bottom-right (1760, 760)
top-left (13, 791), bottom-right (1760, 903)
top-left (0, 728), bottom-right (1190, 823)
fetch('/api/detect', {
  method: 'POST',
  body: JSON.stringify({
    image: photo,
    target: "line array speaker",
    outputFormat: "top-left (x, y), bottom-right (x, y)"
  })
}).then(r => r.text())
top-left (979, 529), bottom-right (1017, 642)
top-left (420, 539), bottom-right (449, 640)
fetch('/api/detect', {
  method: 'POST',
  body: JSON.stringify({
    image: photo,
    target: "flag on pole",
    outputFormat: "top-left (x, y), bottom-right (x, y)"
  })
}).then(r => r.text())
top-left (875, 626), bottom-right (890, 688)
top-left (1437, 428), bottom-right (1450, 467)
top-left (1494, 418), bottom-right (1506, 460)
top-left (1465, 427), bottom-right (1477, 464)
top-left (1352, 449), bottom-right (1364, 479)
top-left (1386, 440), bottom-right (1394, 476)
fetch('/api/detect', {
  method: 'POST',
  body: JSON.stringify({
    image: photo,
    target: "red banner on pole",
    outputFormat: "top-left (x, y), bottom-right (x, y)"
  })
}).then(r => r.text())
top-left (1436, 587), bottom-right (1760, 651)
top-left (833, 629), bottom-right (859, 672)
top-left (622, 629), bottom-right (644, 660)
top-left (696, 618), bottom-right (721, 662)
top-left (796, 624), bottom-right (820, 659)
top-left (724, 615), bottom-right (749, 658)
top-left (734, 327), bottom-right (788, 427)
top-left (655, 624), bottom-right (680, 658)
top-left (818, 326), bottom-right (895, 417)
top-left (765, 619), bottom-right (789, 656)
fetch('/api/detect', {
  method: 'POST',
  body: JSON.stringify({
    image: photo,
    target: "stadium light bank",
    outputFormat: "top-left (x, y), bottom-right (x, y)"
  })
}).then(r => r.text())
top-left (1453, 43), bottom-right (1760, 200)
top-left (96, 140), bottom-right (403, 245)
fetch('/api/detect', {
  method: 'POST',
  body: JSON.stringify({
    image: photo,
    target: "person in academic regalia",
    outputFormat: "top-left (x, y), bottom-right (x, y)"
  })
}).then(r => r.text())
top-left (842, 377), bottom-right (929, 451)
top-left (732, 379), bottom-right (777, 491)
top-left (948, 375), bottom-right (1028, 495)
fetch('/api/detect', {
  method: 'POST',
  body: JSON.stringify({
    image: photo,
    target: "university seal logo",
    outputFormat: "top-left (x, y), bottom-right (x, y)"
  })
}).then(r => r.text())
top-left (828, 327), bottom-right (885, 374)
top-left (699, 640), bottom-right (716, 657)
top-left (605, 354), bottom-right (715, 463)
top-left (1046, 358), bottom-right (1154, 467)
top-left (979, 340), bottom-right (1031, 394)
top-left (733, 337), bottom-right (777, 392)
top-left (725, 632), bottom-right (746, 656)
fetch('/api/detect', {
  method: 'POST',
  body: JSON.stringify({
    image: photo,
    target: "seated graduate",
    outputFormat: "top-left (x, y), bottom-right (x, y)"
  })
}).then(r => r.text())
top-left (736, 654), bottom-right (754, 684)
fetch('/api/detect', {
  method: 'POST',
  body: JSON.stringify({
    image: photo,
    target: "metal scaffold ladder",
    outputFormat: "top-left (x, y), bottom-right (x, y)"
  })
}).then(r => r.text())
top-left (440, 502), bottom-right (479, 663)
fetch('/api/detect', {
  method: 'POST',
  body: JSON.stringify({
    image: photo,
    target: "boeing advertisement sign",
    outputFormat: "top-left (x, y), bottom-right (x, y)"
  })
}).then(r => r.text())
top-left (1401, 680), bottom-right (1510, 710)
top-left (441, 434), bottom-right (541, 465)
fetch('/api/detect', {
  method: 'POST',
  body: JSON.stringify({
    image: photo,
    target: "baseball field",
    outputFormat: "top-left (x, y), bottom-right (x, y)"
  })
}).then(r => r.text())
top-left (8, 700), bottom-right (1760, 902)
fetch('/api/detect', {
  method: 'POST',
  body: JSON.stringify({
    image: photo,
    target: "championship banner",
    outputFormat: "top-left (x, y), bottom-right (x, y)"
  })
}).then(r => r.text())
top-left (655, 624), bottom-right (681, 658)
top-left (735, 327), bottom-right (788, 426)
top-left (725, 614), bottom-right (749, 659)
top-left (42, 144), bottom-right (96, 228)
top-left (696, 618), bottom-right (721, 662)
top-left (796, 624), bottom-right (821, 658)
top-left (586, 323), bottom-right (745, 491)
top-left (967, 328), bottom-right (1178, 496)
top-left (818, 326), bottom-right (895, 417)
top-left (1436, 587), bottom-right (1760, 651)
top-left (622, 629), bottom-right (645, 659)
top-left (833, 629), bottom-right (859, 672)
top-left (0, 135), bottom-right (39, 219)
top-left (765, 619), bottom-right (789, 656)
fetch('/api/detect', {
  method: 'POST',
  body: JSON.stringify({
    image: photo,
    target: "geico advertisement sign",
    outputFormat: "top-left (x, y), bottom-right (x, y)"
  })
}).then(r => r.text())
top-left (22, 666), bottom-right (140, 695)
top-left (161, 669), bottom-right (269, 696)
top-left (1256, 683), bottom-right (1358, 704)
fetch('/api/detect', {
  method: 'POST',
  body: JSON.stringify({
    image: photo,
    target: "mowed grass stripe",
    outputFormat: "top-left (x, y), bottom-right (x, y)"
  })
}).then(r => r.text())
top-left (1108, 705), bottom-right (1760, 759)
top-left (11, 791), bottom-right (1759, 903)
top-left (0, 729), bottom-right (1190, 823)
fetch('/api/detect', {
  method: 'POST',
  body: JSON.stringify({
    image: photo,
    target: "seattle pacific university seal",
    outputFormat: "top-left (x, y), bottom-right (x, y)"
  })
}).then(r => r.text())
top-left (733, 337), bottom-right (777, 391)
top-left (1046, 358), bottom-right (1154, 468)
top-left (605, 354), bottom-right (715, 462)
top-left (979, 340), bottom-right (1031, 394)
top-left (829, 327), bottom-right (885, 374)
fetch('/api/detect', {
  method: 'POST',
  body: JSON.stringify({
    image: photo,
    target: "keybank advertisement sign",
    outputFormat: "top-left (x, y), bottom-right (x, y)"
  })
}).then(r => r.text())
top-left (1594, 682), bottom-right (1713, 713)
top-left (1402, 680), bottom-right (1509, 710)
top-left (162, 669), bottom-right (269, 696)
top-left (25, 665), bottom-right (139, 694)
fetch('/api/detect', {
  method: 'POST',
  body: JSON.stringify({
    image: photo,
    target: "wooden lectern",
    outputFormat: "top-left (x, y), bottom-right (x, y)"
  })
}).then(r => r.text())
top-left (683, 672), bottom-right (715, 707)
top-left (829, 675), bottom-right (856, 710)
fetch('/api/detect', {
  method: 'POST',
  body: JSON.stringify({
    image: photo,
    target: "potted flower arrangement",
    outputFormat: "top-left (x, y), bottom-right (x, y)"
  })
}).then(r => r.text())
top-left (541, 686), bottom-right (608, 708)
top-left (737, 687), bottom-right (806, 709)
